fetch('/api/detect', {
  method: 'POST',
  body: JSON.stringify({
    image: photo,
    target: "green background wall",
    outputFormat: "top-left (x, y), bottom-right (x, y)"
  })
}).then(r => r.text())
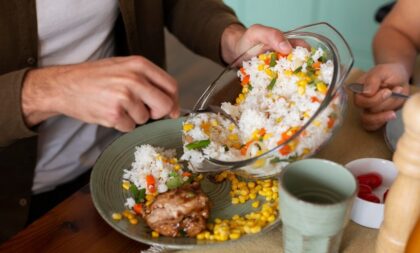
top-left (224, 0), bottom-right (391, 70)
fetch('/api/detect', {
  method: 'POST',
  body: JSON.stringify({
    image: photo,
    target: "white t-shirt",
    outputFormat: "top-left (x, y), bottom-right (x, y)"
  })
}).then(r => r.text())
top-left (32, 0), bottom-right (120, 193)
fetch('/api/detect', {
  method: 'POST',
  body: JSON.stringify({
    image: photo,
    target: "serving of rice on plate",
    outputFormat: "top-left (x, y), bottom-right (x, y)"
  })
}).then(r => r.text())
top-left (182, 46), bottom-right (340, 172)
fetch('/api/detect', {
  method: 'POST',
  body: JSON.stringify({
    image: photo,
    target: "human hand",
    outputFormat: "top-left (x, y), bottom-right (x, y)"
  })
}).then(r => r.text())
top-left (353, 63), bottom-right (410, 131)
top-left (220, 24), bottom-right (297, 65)
top-left (22, 56), bottom-right (180, 132)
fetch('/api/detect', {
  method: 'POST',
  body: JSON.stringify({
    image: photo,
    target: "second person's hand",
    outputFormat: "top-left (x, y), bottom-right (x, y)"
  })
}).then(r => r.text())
top-left (353, 63), bottom-right (410, 131)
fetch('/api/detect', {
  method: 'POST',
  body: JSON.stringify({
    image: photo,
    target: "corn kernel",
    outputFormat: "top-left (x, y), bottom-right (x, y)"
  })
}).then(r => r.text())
top-left (313, 120), bottom-right (321, 127)
top-left (232, 214), bottom-right (240, 220)
top-left (259, 54), bottom-right (267, 61)
top-left (173, 164), bottom-right (181, 171)
top-left (122, 181), bottom-right (130, 190)
top-left (252, 201), bottom-right (260, 208)
top-left (196, 233), bottom-right (205, 240)
top-left (238, 195), bottom-right (247, 203)
top-left (228, 124), bottom-right (236, 131)
top-left (129, 218), bottom-right (138, 225)
top-left (183, 123), bottom-right (194, 132)
top-left (247, 181), bottom-right (256, 188)
top-left (169, 157), bottom-right (178, 164)
top-left (316, 82), bottom-right (328, 94)
top-left (123, 210), bottom-right (134, 219)
top-left (257, 64), bottom-right (265, 71)
top-left (228, 134), bottom-right (239, 141)
top-left (229, 233), bottom-right (241, 240)
top-left (210, 119), bottom-right (219, 127)
top-left (253, 159), bottom-right (265, 168)
top-left (297, 79), bottom-right (307, 86)
top-left (268, 215), bottom-right (276, 222)
top-left (263, 133), bottom-right (273, 141)
top-left (284, 70), bottom-right (292, 76)
top-left (151, 231), bottom-right (159, 238)
top-left (250, 226), bottom-right (262, 233)
top-left (298, 86), bottom-right (305, 95)
top-left (214, 218), bottom-right (222, 224)
top-left (249, 192), bottom-right (257, 200)
top-left (112, 213), bottom-right (122, 221)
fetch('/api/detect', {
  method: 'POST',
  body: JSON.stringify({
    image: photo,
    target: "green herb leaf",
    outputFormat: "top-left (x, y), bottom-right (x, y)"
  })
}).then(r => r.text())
top-left (293, 66), bottom-right (302, 74)
top-left (186, 139), bottom-right (210, 150)
top-left (248, 84), bottom-right (253, 91)
top-left (137, 188), bottom-right (146, 203)
top-left (166, 175), bottom-right (183, 190)
top-left (129, 184), bottom-right (139, 198)
top-left (319, 55), bottom-right (327, 63)
top-left (267, 77), bottom-right (277, 90)
top-left (269, 53), bottom-right (277, 67)
top-left (307, 58), bottom-right (314, 66)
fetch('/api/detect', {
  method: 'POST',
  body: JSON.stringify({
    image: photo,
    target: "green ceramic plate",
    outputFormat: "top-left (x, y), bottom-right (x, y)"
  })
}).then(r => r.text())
top-left (90, 118), bottom-right (281, 250)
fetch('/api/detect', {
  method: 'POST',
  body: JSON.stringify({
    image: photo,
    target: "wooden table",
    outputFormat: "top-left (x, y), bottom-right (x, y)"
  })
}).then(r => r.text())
top-left (0, 69), bottom-right (412, 253)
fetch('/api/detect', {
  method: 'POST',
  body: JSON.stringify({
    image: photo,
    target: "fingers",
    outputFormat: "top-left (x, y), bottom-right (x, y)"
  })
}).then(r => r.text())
top-left (361, 110), bottom-right (396, 131)
top-left (368, 86), bottom-right (407, 113)
top-left (114, 110), bottom-right (136, 132)
top-left (289, 39), bottom-right (311, 50)
top-left (129, 75), bottom-right (175, 120)
top-left (125, 56), bottom-right (180, 119)
top-left (126, 56), bottom-right (178, 99)
top-left (354, 88), bottom-right (393, 109)
top-left (247, 24), bottom-right (292, 55)
top-left (354, 84), bottom-right (409, 112)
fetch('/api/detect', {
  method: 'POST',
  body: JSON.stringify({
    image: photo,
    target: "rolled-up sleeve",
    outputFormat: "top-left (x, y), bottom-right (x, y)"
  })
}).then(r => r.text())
top-left (0, 69), bottom-right (37, 147)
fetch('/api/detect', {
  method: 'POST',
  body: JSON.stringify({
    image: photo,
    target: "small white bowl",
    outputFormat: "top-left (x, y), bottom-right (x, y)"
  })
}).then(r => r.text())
top-left (345, 158), bottom-right (398, 229)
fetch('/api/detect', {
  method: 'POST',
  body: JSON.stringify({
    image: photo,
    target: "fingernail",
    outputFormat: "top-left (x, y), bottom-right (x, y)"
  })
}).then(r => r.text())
top-left (278, 41), bottom-right (292, 53)
top-left (388, 111), bottom-right (397, 121)
top-left (382, 89), bottom-right (392, 99)
top-left (394, 86), bottom-right (403, 93)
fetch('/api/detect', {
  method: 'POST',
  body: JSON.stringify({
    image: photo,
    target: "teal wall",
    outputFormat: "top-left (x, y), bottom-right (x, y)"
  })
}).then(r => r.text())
top-left (224, 0), bottom-right (390, 71)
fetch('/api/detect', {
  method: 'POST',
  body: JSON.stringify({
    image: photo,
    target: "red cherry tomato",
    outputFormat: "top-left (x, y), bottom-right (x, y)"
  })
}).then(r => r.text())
top-left (358, 184), bottom-right (373, 195)
top-left (356, 172), bottom-right (383, 189)
top-left (383, 189), bottom-right (389, 203)
top-left (358, 192), bottom-right (381, 203)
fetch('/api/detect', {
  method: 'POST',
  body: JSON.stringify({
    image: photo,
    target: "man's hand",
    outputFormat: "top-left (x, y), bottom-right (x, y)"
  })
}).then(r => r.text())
top-left (22, 56), bottom-right (180, 132)
top-left (353, 63), bottom-right (410, 131)
top-left (220, 24), bottom-right (293, 65)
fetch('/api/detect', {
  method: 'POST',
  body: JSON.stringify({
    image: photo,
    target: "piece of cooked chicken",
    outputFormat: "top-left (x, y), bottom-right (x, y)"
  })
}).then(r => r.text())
top-left (141, 182), bottom-right (210, 237)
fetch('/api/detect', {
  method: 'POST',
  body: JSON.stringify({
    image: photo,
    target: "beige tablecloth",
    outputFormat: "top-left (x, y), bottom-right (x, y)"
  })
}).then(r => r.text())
top-left (178, 69), bottom-right (401, 253)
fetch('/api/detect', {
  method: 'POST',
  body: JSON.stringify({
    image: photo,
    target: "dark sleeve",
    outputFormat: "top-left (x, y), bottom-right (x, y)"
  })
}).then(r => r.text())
top-left (163, 0), bottom-right (243, 65)
top-left (0, 69), bottom-right (37, 147)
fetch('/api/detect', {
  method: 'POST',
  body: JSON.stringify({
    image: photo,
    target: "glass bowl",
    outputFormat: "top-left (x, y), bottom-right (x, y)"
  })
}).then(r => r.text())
top-left (184, 22), bottom-right (353, 178)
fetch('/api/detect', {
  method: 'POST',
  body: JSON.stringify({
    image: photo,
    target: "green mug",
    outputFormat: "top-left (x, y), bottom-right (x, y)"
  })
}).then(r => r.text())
top-left (279, 159), bottom-right (357, 253)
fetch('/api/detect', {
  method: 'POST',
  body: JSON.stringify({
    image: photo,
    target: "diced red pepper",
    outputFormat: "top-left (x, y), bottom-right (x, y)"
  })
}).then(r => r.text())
top-left (182, 172), bottom-right (192, 177)
top-left (240, 67), bottom-right (247, 76)
top-left (311, 96), bottom-right (320, 103)
top-left (241, 140), bottom-right (254, 156)
top-left (279, 145), bottom-right (292, 155)
top-left (312, 61), bottom-right (321, 69)
top-left (327, 117), bottom-right (335, 129)
top-left (241, 75), bottom-right (250, 86)
top-left (133, 203), bottom-right (142, 214)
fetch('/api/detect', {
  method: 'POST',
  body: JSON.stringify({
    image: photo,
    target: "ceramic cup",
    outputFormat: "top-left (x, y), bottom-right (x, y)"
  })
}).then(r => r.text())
top-left (279, 159), bottom-right (357, 253)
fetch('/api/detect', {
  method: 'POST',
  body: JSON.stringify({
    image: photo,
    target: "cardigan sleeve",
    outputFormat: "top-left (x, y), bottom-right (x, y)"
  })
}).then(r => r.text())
top-left (0, 68), bottom-right (37, 147)
top-left (163, 0), bottom-right (243, 65)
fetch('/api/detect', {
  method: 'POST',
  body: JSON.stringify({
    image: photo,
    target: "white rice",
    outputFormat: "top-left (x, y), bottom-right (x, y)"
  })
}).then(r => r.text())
top-left (182, 46), bottom-right (339, 170)
top-left (123, 145), bottom-right (185, 208)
